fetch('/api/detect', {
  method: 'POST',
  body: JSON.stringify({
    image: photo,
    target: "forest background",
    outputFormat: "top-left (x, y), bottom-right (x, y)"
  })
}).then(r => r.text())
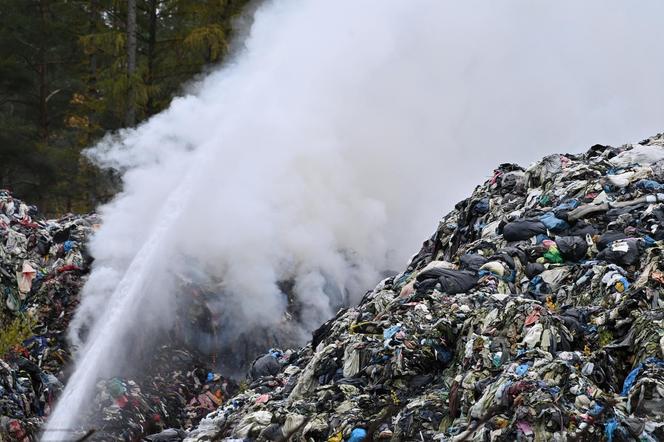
top-left (0, 0), bottom-right (251, 214)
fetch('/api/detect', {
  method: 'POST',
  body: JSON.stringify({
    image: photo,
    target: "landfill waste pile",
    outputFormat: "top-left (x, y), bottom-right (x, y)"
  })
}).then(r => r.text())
top-left (0, 191), bottom-right (97, 441)
top-left (45, 274), bottom-right (243, 441)
top-left (0, 192), bottom-right (238, 442)
top-left (76, 344), bottom-right (239, 442)
top-left (182, 134), bottom-right (664, 441)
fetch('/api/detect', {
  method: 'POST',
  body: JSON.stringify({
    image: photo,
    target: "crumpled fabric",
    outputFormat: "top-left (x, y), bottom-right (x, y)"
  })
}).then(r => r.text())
top-left (16, 261), bottom-right (36, 295)
top-left (0, 191), bottom-right (242, 442)
top-left (0, 191), bottom-right (99, 441)
top-left (183, 134), bottom-right (664, 442)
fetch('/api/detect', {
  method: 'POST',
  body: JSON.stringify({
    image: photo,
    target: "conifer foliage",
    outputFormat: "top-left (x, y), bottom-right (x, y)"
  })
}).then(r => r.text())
top-left (0, 0), bottom-right (251, 213)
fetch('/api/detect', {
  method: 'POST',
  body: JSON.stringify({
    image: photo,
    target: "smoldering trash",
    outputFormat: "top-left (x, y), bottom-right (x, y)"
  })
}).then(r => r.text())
top-left (0, 193), bottom-right (242, 441)
top-left (0, 191), bottom-right (95, 440)
top-left (183, 134), bottom-right (664, 442)
top-left (6, 134), bottom-right (664, 441)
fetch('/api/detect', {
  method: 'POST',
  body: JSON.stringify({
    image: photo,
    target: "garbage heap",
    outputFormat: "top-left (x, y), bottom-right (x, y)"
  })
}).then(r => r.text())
top-left (0, 191), bottom-right (239, 442)
top-left (42, 270), bottom-right (241, 441)
top-left (185, 134), bottom-right (664, 442)
top-left (0, 191), bottom-right (97, 441)
top-left (78, 344), bottom-right (239, 442)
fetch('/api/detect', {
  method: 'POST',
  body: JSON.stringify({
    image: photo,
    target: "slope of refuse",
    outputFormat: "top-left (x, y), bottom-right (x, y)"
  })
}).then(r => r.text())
top-left (0, 193), bottom-right (239, 442)
top-left (0, 192), bottom-right (96, 441)
top-left (183, 134), bottom-right (664, 442)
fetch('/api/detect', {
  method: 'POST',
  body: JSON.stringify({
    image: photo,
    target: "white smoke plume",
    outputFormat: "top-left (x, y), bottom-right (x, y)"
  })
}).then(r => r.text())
top-left (46, 0), bottom-right (664, 435)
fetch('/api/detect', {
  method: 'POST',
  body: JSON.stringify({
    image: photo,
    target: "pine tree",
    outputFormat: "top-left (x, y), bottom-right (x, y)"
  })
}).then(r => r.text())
top-left (0, 0), bottom-right (253, 213)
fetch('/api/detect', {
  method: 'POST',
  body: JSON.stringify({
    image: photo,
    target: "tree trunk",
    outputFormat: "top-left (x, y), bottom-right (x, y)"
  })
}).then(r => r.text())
top-left (89, 0), bottom-right (98, 89)
top-left (38, 0), bottom-right (49, 142)
top-left (88, 0), bottom-right (99, 143)
top-left (146, 0), bottom-right (157, 115)
top-left (125, 0), bottom-right (137, 127)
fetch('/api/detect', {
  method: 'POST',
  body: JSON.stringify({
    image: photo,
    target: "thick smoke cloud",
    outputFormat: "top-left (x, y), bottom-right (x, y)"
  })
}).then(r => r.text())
top-left (47, 0), bottom-right (664, 435)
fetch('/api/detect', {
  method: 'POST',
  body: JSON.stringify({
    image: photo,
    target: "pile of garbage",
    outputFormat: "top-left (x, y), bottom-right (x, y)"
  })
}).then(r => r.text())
top-left (0, 191), bottom-right (97, 441)
top-left (185, 134), bottom-right (664, 441)
top-left (79, 344), bottom-right (239, 441)
top-left (0, 191), bottom-right (238, 441)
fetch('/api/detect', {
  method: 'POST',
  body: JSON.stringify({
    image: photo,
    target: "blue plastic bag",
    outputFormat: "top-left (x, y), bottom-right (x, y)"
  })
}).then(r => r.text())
top-left (347, 428), bottom-right (367, 442)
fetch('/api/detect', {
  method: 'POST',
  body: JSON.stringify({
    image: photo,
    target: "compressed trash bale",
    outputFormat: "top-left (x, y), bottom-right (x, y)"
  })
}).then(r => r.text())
top-left (414, 268), bottom-right (478, 294)
top-left (555, 235), bottom-right (588, 261)
top-left (525, 262), bottom-right (545, 278)
top-left (566, 220), bottom-right (598, 237)
top-left (459, 253), bottom-right (488, 271)
top-left (502, 219), bottom-right (547, 241)
top-left (250, 354), bottom-right (281, 379)
top-left (597, 238), bottom-right (641, 266)
top-left (596, 231), bottom-right (628, 250)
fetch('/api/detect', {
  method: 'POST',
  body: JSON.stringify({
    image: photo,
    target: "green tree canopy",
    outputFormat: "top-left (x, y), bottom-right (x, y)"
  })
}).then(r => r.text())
top-left (0, 0), bottom-right (252, 214)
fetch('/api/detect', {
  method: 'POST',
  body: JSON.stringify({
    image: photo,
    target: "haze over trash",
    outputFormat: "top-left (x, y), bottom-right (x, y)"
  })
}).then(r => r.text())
top-left (46, 0), bottom-right (664, 435)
